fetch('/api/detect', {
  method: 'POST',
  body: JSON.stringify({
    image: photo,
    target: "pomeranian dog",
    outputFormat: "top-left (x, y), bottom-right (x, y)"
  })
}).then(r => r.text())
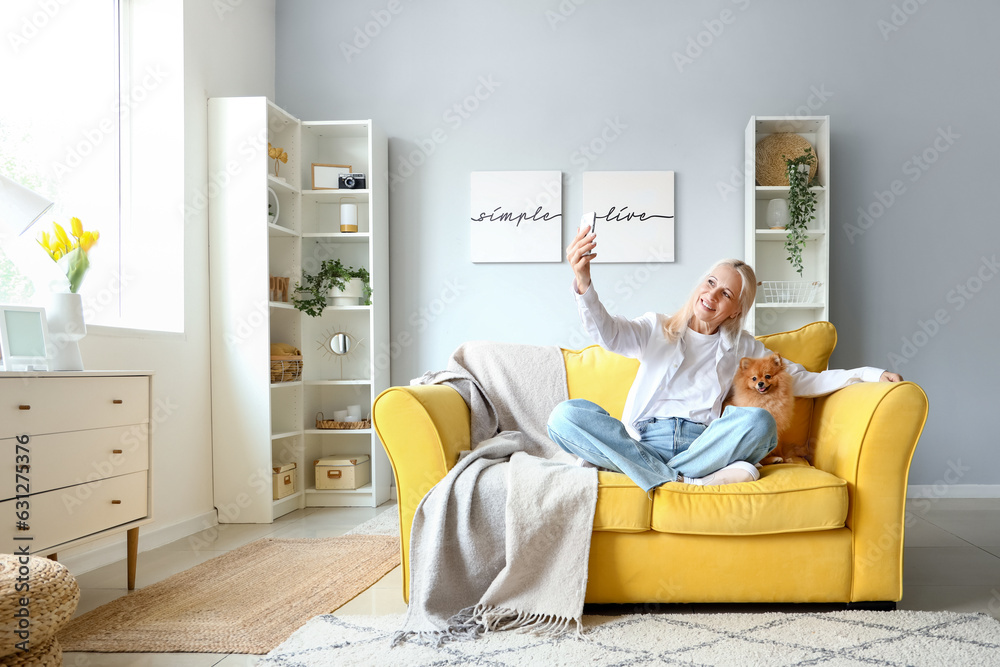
top-left (724, 354), bottom-right (801, 465)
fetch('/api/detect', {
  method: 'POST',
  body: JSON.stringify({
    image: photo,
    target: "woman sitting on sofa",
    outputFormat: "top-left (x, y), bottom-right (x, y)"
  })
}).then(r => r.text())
top-left (546, 221), bottom-right (903, 491)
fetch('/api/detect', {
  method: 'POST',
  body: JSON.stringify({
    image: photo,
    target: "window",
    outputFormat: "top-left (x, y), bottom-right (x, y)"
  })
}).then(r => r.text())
top-left (0, 0), bottom-right (183, 332)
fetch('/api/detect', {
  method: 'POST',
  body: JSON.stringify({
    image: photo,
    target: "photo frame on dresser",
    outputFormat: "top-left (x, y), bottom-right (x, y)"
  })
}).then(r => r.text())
top-left (0, 305), bottom-right (50, 371)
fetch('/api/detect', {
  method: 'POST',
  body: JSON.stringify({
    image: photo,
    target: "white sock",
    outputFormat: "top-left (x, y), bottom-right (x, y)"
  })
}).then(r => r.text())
top-left (680, 461), bottom-right (761, 486)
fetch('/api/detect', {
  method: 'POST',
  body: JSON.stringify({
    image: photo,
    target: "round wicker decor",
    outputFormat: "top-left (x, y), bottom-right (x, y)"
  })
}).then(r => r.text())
top-left (0, 555), bottom-right (79, 663)
top-left (755, 133), bottom-right (818, 186)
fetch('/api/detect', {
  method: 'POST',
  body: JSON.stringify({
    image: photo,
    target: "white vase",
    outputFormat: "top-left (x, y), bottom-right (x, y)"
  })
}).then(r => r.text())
top-left (765, 199), bottom-right (790, 229)
top-left (46, 292), bottom-right (86, 371)
top-left (329, 278), bottom-right (364, 306)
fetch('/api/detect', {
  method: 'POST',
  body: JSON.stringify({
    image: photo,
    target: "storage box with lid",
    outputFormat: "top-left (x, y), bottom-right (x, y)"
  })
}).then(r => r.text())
top-left (272, 462), bottom-right (297, 499)
top-left (315, 455), bottom-right (370, 490)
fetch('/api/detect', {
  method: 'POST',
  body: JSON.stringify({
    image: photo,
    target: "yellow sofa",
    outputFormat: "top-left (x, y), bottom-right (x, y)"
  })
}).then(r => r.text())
top-left (373, 322), bottom-right (929, 608)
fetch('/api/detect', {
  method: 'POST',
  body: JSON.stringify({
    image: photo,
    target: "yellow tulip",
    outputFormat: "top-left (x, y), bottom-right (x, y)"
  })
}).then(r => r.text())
top-left (70, 216), bottom-right (83, 239)
top-left (52, 247), bottom-right (63, 261)
top-left (53, 221), bottom-right (70, 248)
top-left (80, 231), bottom-right (99, 252)
top-left (37, 234), bottom-right (53, 260)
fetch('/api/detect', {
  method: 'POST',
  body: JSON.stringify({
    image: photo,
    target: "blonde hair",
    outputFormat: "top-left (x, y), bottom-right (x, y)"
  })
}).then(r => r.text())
top-left (661, 259), bottom-right (757, 344)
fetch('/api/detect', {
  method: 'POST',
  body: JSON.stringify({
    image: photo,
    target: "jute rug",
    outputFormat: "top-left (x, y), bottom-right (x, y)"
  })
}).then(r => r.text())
top-left (259, 609), bottom-right (1000, 666)
top-left (57, 534), bottom-right (399, 654)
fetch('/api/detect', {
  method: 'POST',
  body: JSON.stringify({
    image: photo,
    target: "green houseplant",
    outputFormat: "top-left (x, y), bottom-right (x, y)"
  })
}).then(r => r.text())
top-left (292, 259), bottom-right (372, 317)
top-left (784, 147), bottom-right (817, 277)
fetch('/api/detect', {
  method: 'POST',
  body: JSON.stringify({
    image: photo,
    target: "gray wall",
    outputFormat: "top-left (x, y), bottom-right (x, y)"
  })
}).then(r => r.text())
top-left (276, 0), bottom-right (1000, 487)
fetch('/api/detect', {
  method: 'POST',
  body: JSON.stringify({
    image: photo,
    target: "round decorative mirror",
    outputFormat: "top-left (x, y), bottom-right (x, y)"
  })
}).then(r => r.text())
top-left (317, 327), bottom-right (365, 378)
top-left (329, 332), bottom-right (351, 356)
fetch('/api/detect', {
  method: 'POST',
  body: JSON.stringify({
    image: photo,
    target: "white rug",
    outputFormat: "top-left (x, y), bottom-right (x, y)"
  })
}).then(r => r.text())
top-left (259, 610), bottom-right (1000, 666)
top-left (343, 506), bottom-right (399, 537)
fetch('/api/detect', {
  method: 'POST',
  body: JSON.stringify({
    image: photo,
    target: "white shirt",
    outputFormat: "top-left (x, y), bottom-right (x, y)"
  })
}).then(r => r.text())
top-left (641, 327), bottom-right (720, 424)
top-left (574, 282), bottom-right (885, 439)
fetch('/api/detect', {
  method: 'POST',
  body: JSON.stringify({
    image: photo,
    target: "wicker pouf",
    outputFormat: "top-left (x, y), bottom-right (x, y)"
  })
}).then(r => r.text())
top-left (755, 132), bottom-right (818, 186)
top-left (1, 636), bottom-right (61, 667)
top-left (0, 555), bottom-right (79, 665)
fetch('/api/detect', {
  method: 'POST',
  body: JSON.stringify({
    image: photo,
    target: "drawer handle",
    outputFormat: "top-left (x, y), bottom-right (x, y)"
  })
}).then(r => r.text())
top-left (327, 470), bottom-right (342, 479)
top-left (112, 449), bottom-right (123, 454)
top-left (18, 405), bottom-right (30, 411)
top-left (283, 474), bottom-right (292, 485)
top-left (111, 500), bottom-right (122, 505)
top-left (113, 399), bottom-right (124, 405)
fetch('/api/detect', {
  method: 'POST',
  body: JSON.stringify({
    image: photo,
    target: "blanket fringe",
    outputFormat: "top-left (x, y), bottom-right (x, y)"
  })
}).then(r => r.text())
top-left (391, 605), bottom-right (587, 648)
top-left (466, 604), bottom-right (587, 640)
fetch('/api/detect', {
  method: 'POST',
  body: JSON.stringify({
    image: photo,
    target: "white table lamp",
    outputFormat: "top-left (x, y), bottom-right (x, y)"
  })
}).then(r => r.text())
top-left (0, 174), bottom-right (53, 238)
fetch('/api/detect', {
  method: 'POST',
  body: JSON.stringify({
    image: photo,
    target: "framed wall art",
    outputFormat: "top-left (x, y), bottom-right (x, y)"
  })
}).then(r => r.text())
top-left (582, 171), bottom-right (675, 263)
top-left (470, 171), bottom-right (562, 263)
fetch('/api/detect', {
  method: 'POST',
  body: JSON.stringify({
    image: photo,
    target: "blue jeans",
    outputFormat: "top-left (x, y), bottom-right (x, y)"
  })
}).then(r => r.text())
top-left (546, 399), bottom-right (777, 492)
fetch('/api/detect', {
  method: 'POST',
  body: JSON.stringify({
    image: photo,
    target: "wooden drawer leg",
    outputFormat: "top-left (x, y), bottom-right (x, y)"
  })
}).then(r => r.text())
top-left (127, 527), bottom-right (139, 590)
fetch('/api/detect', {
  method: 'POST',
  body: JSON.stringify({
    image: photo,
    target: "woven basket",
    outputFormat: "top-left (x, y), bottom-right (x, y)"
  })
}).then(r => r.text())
top-left (755, 133), bottom-right (818, 186)
top-left (270, 355), bottom-right (303, 383)
top-left (316, 412), bottom-right (371, 430)
top-left (0, 555), bottom-right (79, 663)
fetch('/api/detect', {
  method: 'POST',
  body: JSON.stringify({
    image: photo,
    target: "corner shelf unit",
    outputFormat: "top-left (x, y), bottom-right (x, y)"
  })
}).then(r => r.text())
top-left (208, 97), bottom-right (390, 523)
top-left (744, 116), bottom-right (831, 336)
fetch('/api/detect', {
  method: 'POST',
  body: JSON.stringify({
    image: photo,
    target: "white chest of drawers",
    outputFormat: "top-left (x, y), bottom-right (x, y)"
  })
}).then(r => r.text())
top-left (1, 371), bottom-right (153, 589)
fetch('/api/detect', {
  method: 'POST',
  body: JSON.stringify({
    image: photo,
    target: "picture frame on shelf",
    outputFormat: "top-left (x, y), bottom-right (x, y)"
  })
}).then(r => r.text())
top-left (312, 164), bottom-right (352, 190)
top-left (0, 305), bottom-right (50, 371)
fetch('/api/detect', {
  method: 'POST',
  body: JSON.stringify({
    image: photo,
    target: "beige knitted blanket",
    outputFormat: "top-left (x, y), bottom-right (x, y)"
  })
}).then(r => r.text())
top-left (397, 342), bottom-right (597, 645)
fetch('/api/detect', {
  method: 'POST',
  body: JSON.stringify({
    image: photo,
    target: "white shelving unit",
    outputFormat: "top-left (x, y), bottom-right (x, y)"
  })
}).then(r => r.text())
top-left (208, 97), bottom-right (390, 523)
top-left (744, 116), bottom-right (831, 336)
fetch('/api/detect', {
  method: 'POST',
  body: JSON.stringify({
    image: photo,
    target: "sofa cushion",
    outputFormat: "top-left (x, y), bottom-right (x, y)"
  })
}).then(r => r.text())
top-left (594, 471), bottom-right (651, 532)
top-left (562, 347), bottom-right (639, 420)
top-left (756, 321), bottom-right (837, 373)
top-left (649, 465), bottom-right (848, 536)
top-left (593, 466), bottom-right (848, 536)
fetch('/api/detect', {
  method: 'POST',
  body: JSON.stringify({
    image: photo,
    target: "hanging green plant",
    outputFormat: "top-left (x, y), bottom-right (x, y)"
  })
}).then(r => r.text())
top-left (291, 259), bottom-right (372, 317)
top-left (784, 147), bottom-right (817, 277)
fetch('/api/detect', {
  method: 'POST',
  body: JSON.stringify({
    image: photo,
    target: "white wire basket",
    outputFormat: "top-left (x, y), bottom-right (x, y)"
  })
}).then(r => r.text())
top-left (759, 280), bottom-right (822, 304)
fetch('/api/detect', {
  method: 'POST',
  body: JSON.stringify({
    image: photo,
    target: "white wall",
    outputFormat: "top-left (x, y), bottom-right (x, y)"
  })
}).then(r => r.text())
top-left (275, 1), bottom-right (1000, 488)
top-left (63, 0), bottom-right (276, 571)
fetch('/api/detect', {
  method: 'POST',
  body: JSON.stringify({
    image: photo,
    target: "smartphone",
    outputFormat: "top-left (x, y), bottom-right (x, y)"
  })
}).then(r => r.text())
top-left (580, 212), bottom-right (596, 256)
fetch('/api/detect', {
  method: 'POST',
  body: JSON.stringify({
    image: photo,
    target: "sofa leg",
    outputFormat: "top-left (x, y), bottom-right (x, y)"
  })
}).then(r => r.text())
top-left (846, 601), bottom-right (896, 611)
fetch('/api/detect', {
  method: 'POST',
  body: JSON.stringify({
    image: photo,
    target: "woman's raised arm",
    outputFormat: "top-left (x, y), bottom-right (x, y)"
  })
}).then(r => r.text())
top-left (567, 221), bottom-right (597, 294)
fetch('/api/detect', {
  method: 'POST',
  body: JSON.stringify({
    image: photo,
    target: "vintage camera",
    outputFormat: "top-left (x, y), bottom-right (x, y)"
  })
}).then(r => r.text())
top-left (338, 173), bottom-right (367, 189)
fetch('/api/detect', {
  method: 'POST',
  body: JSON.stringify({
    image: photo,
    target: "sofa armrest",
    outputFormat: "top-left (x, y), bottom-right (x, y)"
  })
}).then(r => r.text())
top-left (372, 384), bottom-right (471, 602)
top-left (810, 381), bottom-right (929, 601)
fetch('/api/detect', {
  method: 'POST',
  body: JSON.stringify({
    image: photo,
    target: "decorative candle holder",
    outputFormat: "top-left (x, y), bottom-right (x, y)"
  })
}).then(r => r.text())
top-left (340, 197), bottom-right (358, 233)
